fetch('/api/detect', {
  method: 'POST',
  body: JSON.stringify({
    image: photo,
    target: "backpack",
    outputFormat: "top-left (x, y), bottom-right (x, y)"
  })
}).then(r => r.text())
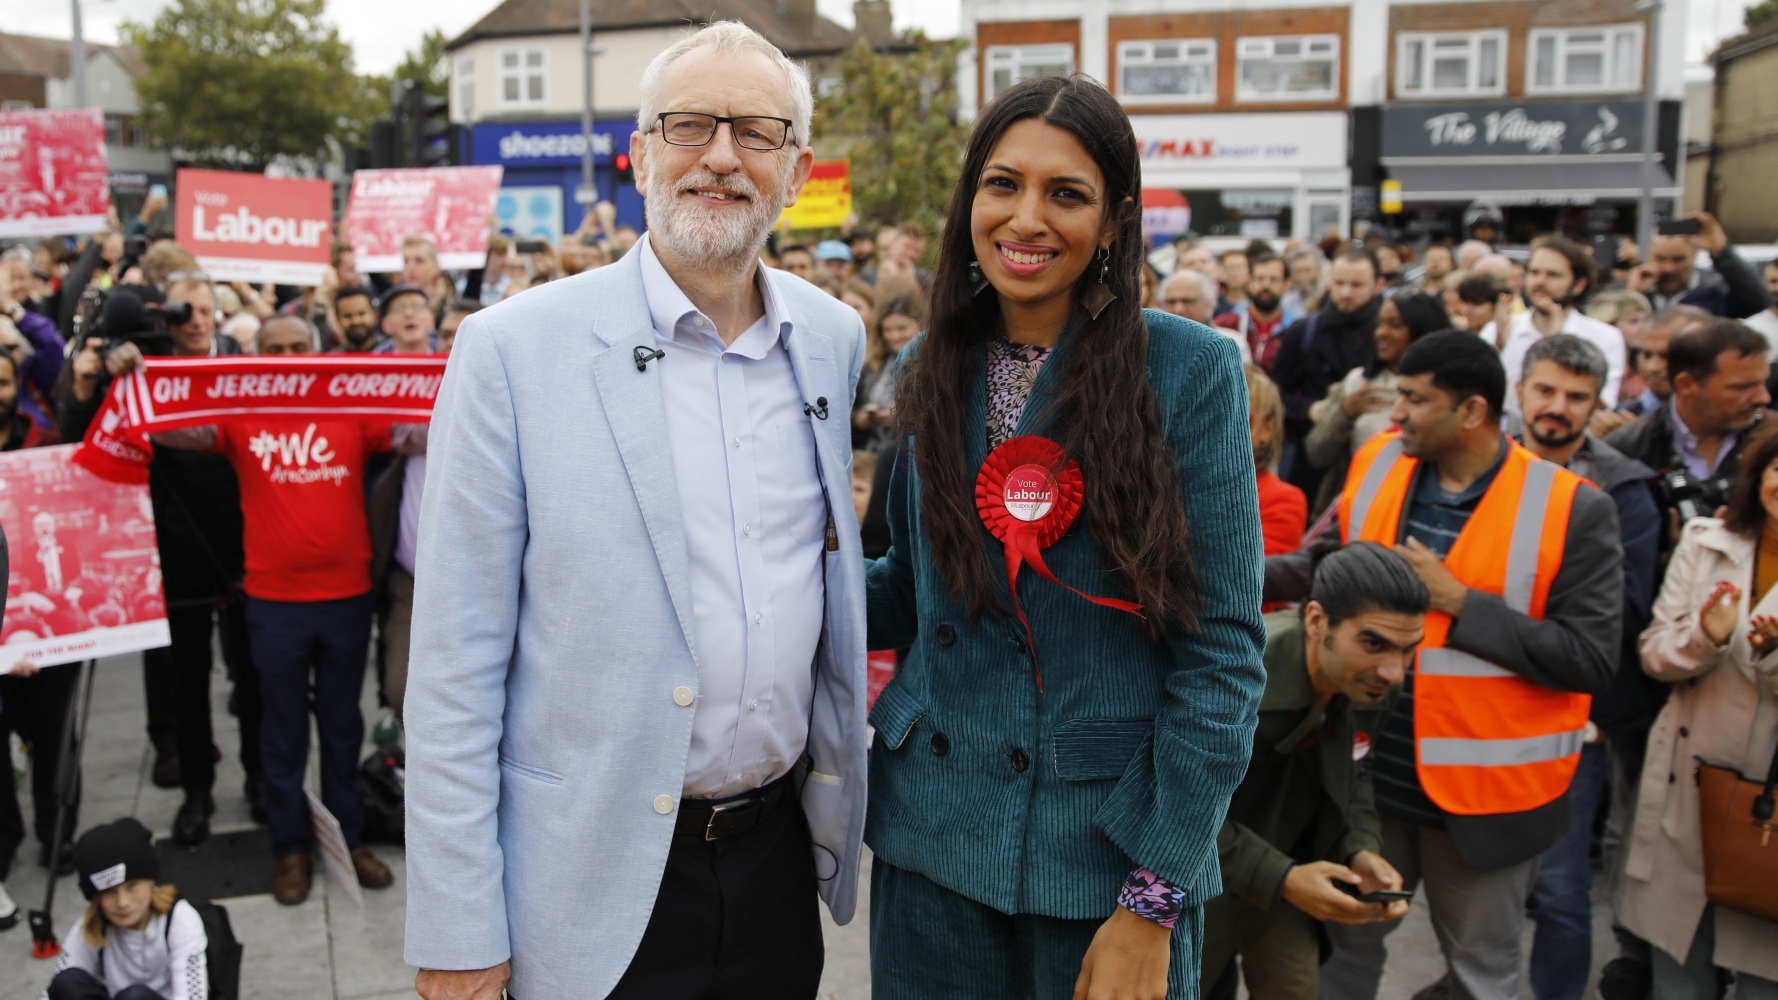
top-left (157, 897), bottom-right (243, 1000)
top-left (359, 742), bottom-right (406, 845)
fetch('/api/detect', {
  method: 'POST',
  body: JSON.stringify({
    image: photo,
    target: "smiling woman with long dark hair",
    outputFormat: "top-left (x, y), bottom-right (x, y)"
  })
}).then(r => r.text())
top-left (864, 75), bottom-right (1267, 999)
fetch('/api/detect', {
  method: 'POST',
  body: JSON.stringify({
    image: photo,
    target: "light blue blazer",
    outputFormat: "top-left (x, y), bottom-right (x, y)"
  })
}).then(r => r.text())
top-left (401, 248), bottom-right (870, 998)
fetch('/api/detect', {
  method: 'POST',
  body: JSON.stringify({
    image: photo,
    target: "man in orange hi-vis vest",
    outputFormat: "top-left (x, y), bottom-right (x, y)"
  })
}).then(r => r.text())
top-left (1264, 332), bottom-right (1623, 1000)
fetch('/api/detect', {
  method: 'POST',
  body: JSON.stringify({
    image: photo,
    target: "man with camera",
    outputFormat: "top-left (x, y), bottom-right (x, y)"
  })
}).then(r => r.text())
top-left (1643, 212), bottom-right (1772, 320)
top-left (56, 275), bottom-right (262, 847)
top-left (1605, 317), bottom-right (1771, 548)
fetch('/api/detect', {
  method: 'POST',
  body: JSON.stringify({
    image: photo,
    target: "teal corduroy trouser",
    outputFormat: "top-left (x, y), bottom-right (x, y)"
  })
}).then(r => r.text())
top-left (870, 859), bottom-right (1204, 1000)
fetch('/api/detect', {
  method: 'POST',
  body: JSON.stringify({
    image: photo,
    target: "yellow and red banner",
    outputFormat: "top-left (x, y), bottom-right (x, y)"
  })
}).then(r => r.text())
top-left (779, 160), bottom-right (852, 231)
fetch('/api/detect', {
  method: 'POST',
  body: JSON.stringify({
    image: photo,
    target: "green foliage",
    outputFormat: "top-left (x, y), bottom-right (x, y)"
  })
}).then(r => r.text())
top-left (814, 34), bottom-right (969, 233)
top-left (121, 0), bottom-right (363, 171)
top-left (393, 29), bottom-right (452, 100)
top-left (1747, 0), bottom-right (1778, 31)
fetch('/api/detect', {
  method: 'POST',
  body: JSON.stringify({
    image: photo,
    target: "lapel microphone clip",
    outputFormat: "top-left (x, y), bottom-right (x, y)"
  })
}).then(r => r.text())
top-left (804, 397), bottom-right (829, 420)
top-left (634, 346), bottom-right (666, 372)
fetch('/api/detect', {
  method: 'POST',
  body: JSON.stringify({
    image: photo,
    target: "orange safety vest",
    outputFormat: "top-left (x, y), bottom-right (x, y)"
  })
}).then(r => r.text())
top-left (1338, 431), bottom-right (1592, 816)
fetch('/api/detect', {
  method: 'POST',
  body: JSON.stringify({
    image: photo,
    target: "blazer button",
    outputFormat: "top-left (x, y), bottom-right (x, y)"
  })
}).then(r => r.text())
top-left (931, 732), bottom-right (950, 756)
top-left (673, 686), bottom-right (696, 707)
top-left (653, 795), bottom-right (675, 814)
top-left (937, 623), bottom-right (957, 647)
top-left (1009, 748), bottom-right (1030, 773)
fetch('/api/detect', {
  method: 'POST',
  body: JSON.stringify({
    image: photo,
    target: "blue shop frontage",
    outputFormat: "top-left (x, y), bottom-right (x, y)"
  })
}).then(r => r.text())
top-left (462, 118), bottom-right (645, 243)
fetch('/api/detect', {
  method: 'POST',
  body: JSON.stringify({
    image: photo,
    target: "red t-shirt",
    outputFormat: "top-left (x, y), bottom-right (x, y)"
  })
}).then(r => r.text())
top-left (212, 418), bottom-right (392, 602)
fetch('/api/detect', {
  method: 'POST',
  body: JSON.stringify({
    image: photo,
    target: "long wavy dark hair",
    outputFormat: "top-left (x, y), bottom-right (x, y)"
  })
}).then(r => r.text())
top-left (897, 75), bottom-right (1199, 639)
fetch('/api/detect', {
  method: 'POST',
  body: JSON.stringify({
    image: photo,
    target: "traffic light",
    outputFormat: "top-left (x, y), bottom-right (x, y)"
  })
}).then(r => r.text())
top-left (413, 92), bottom-right (453, 168)
top-left (369, 120), bottom-right (400, 169)
top-left (614, 152), bottom-right (634, 185)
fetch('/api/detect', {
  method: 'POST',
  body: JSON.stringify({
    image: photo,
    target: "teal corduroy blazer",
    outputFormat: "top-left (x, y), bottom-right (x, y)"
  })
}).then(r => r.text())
top-left (865, 308), bottom-right (1268, 920)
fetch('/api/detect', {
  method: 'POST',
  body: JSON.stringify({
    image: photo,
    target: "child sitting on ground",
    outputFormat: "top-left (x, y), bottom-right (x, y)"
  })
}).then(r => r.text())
top-left (44, 818), bottom-right (207, 1000)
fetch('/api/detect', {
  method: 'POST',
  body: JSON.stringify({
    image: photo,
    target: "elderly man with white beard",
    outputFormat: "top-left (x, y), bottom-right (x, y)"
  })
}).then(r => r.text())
top-left (403, 20), bottom-right (870, 1000)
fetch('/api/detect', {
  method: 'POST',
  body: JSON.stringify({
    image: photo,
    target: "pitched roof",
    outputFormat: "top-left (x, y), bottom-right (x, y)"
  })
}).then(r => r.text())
top-left (446, 0), bottom-right (856, 56)
top-left (1715, 13), bottom-right (1778, 62)
top-left (0, 32), bottom-right (146, 80)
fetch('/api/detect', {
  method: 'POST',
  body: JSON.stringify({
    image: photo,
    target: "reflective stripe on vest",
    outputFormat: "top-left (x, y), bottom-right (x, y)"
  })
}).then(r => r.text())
top-left (1339, 432), bottom-right (1593, 816)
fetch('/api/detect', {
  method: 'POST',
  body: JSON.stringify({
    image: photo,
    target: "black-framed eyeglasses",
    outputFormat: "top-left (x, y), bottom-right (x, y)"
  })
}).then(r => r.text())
top-left (650, 112), bottom-right (795, 151)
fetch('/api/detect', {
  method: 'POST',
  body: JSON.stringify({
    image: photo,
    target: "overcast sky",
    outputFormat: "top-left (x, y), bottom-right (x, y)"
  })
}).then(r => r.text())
top-left (6, 0), bottom-right (1758, 76)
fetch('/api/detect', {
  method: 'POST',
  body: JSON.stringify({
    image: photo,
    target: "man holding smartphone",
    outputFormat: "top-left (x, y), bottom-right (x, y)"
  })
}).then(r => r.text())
top-left (1646, 212), bottom-right (1772, 320)
top-left (1202, 542), bottom-right (1427, 1000)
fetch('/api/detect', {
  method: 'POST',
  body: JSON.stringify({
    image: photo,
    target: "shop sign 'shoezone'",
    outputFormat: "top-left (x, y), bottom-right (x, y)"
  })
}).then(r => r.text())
top-left (1132, 112), bottom-right (1350, 178)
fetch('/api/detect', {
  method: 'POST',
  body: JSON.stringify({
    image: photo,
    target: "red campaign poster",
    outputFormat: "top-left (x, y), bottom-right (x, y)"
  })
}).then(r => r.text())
top-left (174, 168), bottom-right (332, 286)
top-left (867, 650), bottom-right (897, 711)
top-left (0, 108), bottom-right (109, 239)
top-left (345, 166), bottom-right (504, 272)
top-left (0, 445), bottom-right (169, 668)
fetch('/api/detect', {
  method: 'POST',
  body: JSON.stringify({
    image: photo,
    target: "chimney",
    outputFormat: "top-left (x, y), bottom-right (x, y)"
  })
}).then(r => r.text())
top-left (853, 0), bottom-right (893, 47)
top-left (784, 0), bottom-right (817, 33)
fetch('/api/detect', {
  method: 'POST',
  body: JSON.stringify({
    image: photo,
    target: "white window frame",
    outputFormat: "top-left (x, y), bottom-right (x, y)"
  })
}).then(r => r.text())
top-left (1526, 24), bottom-right (1644, 95)
top-left (456, 56), bottom-right (475, 120)
top-left (1395, 30), bottom-right (1507, 98)
top-left (499, 46), bottom-right (547, 107)
top-left (1118, 38), bottom-right (1217, 105)
top-left (982, 44), bottom-right (1075, 102)
top-left (1235, 35), bottom-right (1341, 103)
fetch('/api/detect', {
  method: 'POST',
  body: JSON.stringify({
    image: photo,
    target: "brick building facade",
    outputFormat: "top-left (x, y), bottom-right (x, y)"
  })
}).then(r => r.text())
top-left (960, 0), bottom-right (1689, 243)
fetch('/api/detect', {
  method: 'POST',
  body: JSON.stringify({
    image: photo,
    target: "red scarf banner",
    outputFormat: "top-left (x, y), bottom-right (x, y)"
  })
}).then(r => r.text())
top-left (73, 356), bottom-right (448, 484)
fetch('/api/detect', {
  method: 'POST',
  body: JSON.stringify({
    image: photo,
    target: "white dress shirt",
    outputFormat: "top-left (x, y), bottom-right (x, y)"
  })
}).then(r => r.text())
top-left (1498, 309), bottom-right (1627, 419)
top-left (639, 236), bottom-right (828, 799)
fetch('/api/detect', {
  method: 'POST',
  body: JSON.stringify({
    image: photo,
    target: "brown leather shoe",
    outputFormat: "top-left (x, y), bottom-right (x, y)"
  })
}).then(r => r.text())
top-left (350, 846), bottom-right (393, 889)
top-left (272, 854), bottom-right (312, 906)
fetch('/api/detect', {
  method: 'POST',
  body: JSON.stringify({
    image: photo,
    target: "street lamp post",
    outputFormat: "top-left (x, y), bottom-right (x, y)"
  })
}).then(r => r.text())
top-left (70, 0), bottom-right (88, 108)
top-left (578, 0), bottom-right (597, 206)
top-left (1635, 0), bottom-right (1664, 252)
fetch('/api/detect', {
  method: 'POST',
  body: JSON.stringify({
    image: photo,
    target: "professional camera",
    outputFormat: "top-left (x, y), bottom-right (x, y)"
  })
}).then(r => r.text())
top-left (73, 284), bottom-right (193, 359)
top-left (1656, 468), bottom-right (1734, 525)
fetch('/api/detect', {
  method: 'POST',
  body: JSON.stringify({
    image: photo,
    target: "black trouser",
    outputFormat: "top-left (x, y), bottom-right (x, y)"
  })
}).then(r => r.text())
top-left (596, 782), bottom-right (824, 1000)
top-left (0, 666), bottom-right (80, 879)
top-left (47, 968), bottom-right (167, 1000)
top-left (142, 601), bottom-right (260, 796)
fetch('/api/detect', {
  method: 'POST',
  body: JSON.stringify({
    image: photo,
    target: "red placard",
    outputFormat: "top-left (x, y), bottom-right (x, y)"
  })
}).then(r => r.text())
top-left (345, 166), bottom-right (504, 272)
top-left (0, 109), bottom-right (109, 238)
top-left (0, 444), bottom-right (169, 669)
top-left (175, 168), bottom-right (332, 285)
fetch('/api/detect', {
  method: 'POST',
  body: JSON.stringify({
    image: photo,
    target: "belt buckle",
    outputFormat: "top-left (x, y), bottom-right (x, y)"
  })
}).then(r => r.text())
top-left (705, 800), bottom-right (744, 842)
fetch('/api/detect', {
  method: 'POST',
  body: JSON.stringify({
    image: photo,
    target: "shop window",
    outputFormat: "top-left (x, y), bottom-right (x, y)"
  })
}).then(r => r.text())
top-left (983, 44), bottom-right (1073, 102)
top-left (1119, 39), bottom-right (1216, 104)
top-left (1528, 25), bottom-right (1643, 94)
top-left (501, 47), bottom-right (547, 106)
top-left (1237, 36), bottom-right (1340, 103)
top-left (0, 100), bottom-right (32, 111)
top-left (457, 57), bottom-right (475, 120)
top-left (1397, 31), bottom-right (1505, 98)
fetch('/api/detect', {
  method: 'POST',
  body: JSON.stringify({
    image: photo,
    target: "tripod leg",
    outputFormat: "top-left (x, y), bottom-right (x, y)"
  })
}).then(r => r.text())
top-left (28, 658), bottom-right (97, 959)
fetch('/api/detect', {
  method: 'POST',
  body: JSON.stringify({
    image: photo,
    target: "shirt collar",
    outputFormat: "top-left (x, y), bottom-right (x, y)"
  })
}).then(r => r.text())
top-left (1415, 433), bottom-right (1511, 505)
top-left (637, 233), bottom-right (790, 359)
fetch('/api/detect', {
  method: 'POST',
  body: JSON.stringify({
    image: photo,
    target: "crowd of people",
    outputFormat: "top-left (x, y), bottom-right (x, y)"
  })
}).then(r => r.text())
top-left (1, 17), bottom-right (1777, 1000)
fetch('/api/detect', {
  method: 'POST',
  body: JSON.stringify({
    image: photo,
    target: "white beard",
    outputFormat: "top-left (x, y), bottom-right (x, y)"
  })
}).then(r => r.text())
top-left (644, 164), bottom-right (785, 268)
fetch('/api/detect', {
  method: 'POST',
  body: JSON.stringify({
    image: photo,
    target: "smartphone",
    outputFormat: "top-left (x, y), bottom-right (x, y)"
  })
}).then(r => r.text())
top-left (1592, 235), bottom-right (1621, 273)
top-left (514, 240), bottom-right (549, 254)
top-left (148, 183), bottom-right (167, 200)
top-left (1657, 218), bottom-right (1701, 237)
top-left (1336, 882), bottom-right (1415, 904)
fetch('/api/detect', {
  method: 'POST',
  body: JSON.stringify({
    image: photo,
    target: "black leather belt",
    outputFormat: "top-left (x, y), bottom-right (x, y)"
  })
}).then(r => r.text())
top-left (673, 774), bottom-right (792, 842)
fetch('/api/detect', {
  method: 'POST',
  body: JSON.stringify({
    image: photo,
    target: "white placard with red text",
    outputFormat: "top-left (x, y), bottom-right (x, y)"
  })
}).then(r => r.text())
top-left (175, 168), bottom-right (332, 285)
top-left (345, 166), bottom-right (504, 272)
top-left (306, 790), bottom-right (364, 908)
top-left (0, 445), bottom-right (169, 668)
top-left (0, 109), bottom-right (110, 238)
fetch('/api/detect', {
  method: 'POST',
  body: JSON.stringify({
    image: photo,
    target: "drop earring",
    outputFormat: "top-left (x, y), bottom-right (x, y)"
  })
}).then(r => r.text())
top-left (1080, 246), bottom-right (1117, 320)
top-left (968, 259), bottom-right (990, 296)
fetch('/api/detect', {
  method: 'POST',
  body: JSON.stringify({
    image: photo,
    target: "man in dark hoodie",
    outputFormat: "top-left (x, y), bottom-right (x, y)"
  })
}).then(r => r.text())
top-left (1270, 247), bottom-right (1386, 500)
top-left (1512, 335), bottom-right (1661, 1000)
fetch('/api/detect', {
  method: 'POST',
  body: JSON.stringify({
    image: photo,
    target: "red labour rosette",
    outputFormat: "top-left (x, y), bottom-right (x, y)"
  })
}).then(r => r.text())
top-left (976, 435), bottom-right (1144, 690)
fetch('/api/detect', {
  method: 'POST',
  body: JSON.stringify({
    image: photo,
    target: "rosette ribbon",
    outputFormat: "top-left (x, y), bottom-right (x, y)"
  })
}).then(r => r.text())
top-left (975, 435), bottom-right (1144, 690)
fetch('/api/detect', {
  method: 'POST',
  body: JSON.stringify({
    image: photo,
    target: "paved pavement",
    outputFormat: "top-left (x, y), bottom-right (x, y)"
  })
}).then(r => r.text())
top-left (1, 652), bottom-right (1618, 999)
